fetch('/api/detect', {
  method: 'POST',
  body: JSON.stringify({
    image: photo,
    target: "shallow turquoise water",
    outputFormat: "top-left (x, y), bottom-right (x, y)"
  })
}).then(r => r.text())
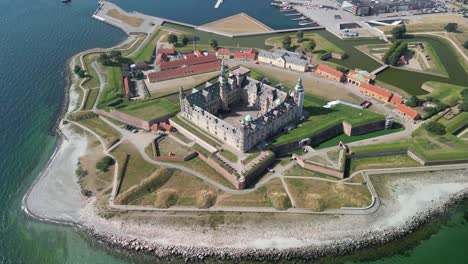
top-left (0, 0), bottom-right (466, 263)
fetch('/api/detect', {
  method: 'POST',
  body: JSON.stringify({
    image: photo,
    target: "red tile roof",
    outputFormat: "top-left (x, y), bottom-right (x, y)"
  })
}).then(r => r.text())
top-left (148, 60), bottom-right (221, 82)
top-left (123, 76), bottom-right (130, 97)
top-left (217, 48), bottom-right (231, 55)
top-left (397, 104), bottom-right (419, 120)
top-left (183, 53), bottom-right (196, 59)
top-left (390, 94), bottom-right (403, 105)
top-left (194, 50), bottom-right (203, 57)
top-left (316, 64), bottom-right (345, 79)
top-left (157, 48), bottom-right (174, 55)
top-left (159, 55), bottom-right (218, 71)
top-left (360, 83), bottom-right (393, 98)
top-left (233, 49), bottom-right (256, 60)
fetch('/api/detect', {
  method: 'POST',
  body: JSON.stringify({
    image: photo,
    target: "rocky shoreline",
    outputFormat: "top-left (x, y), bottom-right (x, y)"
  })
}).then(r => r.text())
top-left (80, 190), bottom-right (467, 262)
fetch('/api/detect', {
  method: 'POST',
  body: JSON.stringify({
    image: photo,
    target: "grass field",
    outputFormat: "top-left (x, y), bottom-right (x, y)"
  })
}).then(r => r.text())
top-left (283, 165), bottom-right (338, 180)
top-left (129, 28), bottom-right (165, 63)
top-left (112, 142), bottom-right (160, 194)
top-left (440, 112), bottom-right (468, 134)
top-left (157, 136), bottom-right (192, 157)
top-left (315, 124), bottom-right (404, 149)
top-left (131, 169), bottom-right (223, 207)
top-left (174, 157), bottom-right (234, 188)
top-left (82, 54), bottom-right (100, 90)
top-left (78, 117), bottom-right (120, 148)
top-left (421, 81), bottom-right (466, 106)
top-left (348, 154), bottom-right (421, 174)
top-left (265, 32), bottom-right (345, 56)
top-left (273, 94), bottom-right (384, 146)
top-left (171, 115), bottom-right (222, 147)
top-left (219, 149), bottom-right (238, 163)
top-left (118, 94), bottom-right (180, 121)
top-left (83, 88), bottom-right (99, 110)
top-left (216, 178), bottom-right (291, 209)
top-left (285, 178), bottom-right (371, 210)
top-left (97, 66), bottom-right (124, 109)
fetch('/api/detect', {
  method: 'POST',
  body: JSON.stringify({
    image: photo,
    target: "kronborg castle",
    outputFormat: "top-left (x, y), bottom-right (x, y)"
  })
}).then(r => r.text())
top-left (179, 62), bottom-right (305, 152)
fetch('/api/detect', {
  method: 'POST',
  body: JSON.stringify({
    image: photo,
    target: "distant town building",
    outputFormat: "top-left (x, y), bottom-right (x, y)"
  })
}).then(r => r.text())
top-left (179, 62), bottom-right (304, 152)
top-left (342, 0), bottom-right (436, 16)
top-left (216, 48), bottom-right (231, 60)
top-left (233, 48), bottom-right (257, 61)
top-left (315, 64), bottom-right (346, 82)
top-left (258, 49), bottom-right (308, 72)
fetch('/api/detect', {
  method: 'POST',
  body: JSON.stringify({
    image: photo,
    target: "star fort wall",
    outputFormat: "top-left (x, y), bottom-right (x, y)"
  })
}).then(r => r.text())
top-left (179, 62), bottom-right (304, 152)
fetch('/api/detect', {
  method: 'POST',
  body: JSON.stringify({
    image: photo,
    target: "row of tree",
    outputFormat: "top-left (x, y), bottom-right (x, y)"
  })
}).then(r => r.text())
top-left (382, 40), bottom-right (408, 66)
top-left (97, 50), bottom-right (123, 66)
top-left (167, 34), bottom-right (190, 46)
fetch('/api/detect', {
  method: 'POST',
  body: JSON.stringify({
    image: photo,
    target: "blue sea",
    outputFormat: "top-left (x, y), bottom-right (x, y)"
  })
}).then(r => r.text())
top-left (0, 0), bottom-right (466, 263)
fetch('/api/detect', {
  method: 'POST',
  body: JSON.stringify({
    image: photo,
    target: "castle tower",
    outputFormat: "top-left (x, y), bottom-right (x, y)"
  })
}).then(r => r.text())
top-left (179, 86), bottom-right (186, 113)
top-left (219, 60), bottom-right (230, 111)
top-left (294, 78), bottom-right (304, 118)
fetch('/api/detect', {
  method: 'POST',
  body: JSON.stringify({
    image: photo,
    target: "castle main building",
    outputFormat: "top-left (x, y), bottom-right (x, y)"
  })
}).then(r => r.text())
top-left (179, 62), bottom-right (304, 152)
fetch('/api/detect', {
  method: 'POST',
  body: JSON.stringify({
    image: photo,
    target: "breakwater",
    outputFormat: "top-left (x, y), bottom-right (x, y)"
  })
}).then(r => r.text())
top-left (82, 190), bottom-right (467, 262)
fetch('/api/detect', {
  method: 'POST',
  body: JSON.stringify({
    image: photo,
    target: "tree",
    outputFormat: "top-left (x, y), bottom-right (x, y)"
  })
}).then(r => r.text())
top-left (425, 122), bottom-right (446, 135)
top-left (109, 50), bottom-right (122, 62)
top-left (306, 39), bottom-right (316, 52)
top-left (461, 89), bottom-right (468, 99)
top-left (296, 30), bottom-right (304, 43)
top-left (459, 100), bottom-right (468, 112)
top-left (406, 95), bottom-right (422, 107)
top-left (168, 34), bottom-right (178, 45)
top-left (77, 70), bottom-right (86, 78)
top-left (444, 23), bottom-right (459, 32)
top-left (282, 36), bottom-right (292, 50)
top-left (181, 35), bottom-right (189, 46)
top-left (209, 39), bottom-right (219, 50)
top-left (391, 24), bottom-right (406, 39)
top-left (98, 53), bottom-right (111, 66)
top-left (464, 41), bottom-right (468, 50)
top-left (95, 156), bottom-right (115, 172)
top-left (74, 65), bottom-right (82, 74)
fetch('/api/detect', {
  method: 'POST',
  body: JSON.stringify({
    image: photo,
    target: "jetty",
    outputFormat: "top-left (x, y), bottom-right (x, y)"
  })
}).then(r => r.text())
top-left (214, 0), bottom-right (224, 9)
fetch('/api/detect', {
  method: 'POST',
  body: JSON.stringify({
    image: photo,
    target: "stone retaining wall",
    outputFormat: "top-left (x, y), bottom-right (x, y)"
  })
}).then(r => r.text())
top-left (293, 154), bottom-right (344, 179)
top-left (169, 118), bottom-right (218, 153)
top-left (96, 109), bottom-right (169, 131)
top-left (196, 151), bottom-right (241, 189)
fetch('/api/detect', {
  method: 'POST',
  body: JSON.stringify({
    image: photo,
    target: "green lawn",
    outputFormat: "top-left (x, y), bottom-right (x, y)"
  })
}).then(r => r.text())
top-left (283, 165), bottom-right (338, 180)
top-left (83, 88), bottom-right (99, 110)
top-left (264, 32), bottom-right (345, 56)
top-left (219, 149), bottom-right (238, 163)
top-left (78, 117), bottom-right (120, 148)
top-left (315, 124), bottom-right (404, 149)
top-left (351, 141), bottom-right (409, 155)
top-left (129, 28), bottom-right (164, 63)
top-left (349, 154), bottom-right (421, 174)
top-left (421, 81), bottom-right (466, 106)
top-left (171, 115), bottom-right (222, 147)
top-left (441, 112), bottom-right (468, 134)
top-left (82, 54), bottom-right (100, 90)
top-left (272, 94), bottom-right (384, 146)
top-left (112, 142), bottom-right (160, 194)
top-left (97, 66), bottom-right (125, 109)
top-left (118, 94), bottom-right (180, 121)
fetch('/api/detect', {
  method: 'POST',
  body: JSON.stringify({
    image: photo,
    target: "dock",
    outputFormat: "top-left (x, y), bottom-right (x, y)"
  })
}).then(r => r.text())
top-left (214, 0), bottom-right (223, 9)
top-left (371, 65), bottom-right (390, 75)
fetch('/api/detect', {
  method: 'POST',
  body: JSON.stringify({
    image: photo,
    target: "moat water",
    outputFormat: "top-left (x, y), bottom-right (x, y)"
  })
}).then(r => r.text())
top-left (0, 0), bottom-right (467, 263)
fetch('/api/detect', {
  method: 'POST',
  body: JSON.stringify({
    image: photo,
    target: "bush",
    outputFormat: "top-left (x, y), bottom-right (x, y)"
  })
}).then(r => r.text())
top-left (444, 23), bottom-right (459, 32)
top-left (425, 121), bottom-right (446, 135)
top-left (306, 39), bottom-right (316, 52)
top-left (464, 41), bottom-right (468, 50)
top-left (391, 24), bottom-right (406, 39)
top-left (282, 36), bottom-right (292, 50)
top-left (168, 34), bottom-right (178, 45)
top-left (196, 190), bottom-right (217, 209)
top-left (209, 39), bottom-right (219, 50)
top-left (155, 189), bottom-right (179, 208)
top-left (336, 66), bottom-right (349, 73)
top-left (96, 156), bottom-right (115, 172)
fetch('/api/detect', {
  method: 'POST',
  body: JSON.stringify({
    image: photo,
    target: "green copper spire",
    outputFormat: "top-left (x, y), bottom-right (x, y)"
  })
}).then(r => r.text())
top-left (294, 78), bottom-right (304, 92)
top-left (219, 60), bottom-right (227, 85)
